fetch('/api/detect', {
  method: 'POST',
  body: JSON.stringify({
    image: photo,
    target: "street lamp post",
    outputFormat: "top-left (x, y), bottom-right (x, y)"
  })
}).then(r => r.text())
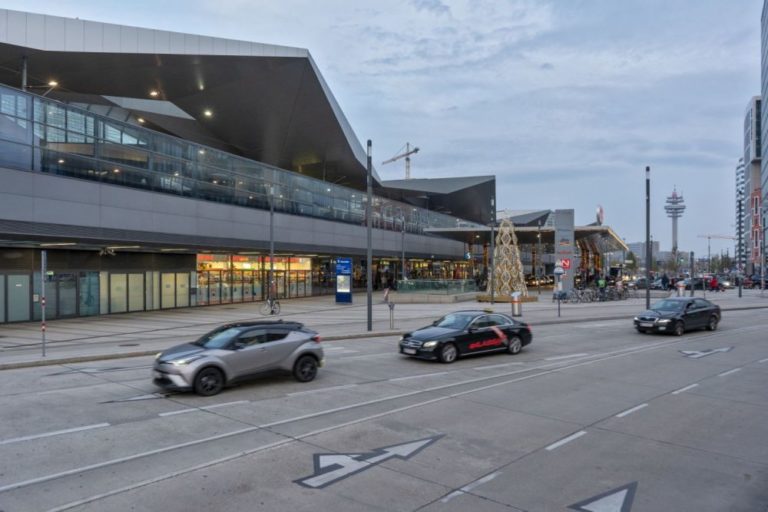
top-left (761, 203), bottom-right (766, 297)
top-left (738, 192), bottom-right (743, 298)
top-left (537, 221), bottom-right (542, 296)
top-left (401, 214), bottom-right (406, 282)
top-left (645, 166), bottom-right (651, 310)
top-left (269, 175), bottom-right (275, 303)
top-left (366, 140), bottom-right (373, 331)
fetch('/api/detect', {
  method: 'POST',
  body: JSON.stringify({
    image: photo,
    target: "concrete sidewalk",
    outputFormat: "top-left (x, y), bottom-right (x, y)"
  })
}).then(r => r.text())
top-left (1, 289), bottom-right (766, 370)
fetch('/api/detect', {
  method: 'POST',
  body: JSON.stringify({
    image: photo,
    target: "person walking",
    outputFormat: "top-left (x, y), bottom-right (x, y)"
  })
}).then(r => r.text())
top-left (710, 275), bottom-right (719, 292)
top-left (597, 274), bottom-right (607, 301)
top-left (661, 273), bottom-right (669, 291)
top-left (383, 270), bottom-right (393, 303)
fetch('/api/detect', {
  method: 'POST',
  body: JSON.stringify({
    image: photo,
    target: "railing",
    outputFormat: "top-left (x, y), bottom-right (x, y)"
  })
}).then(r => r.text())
top-left (0, 83), bottom-right (484, 235)
top-left (395, 279), bottom-right (477, 295)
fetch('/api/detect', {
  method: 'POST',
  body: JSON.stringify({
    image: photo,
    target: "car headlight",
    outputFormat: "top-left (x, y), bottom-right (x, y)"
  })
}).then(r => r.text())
top-left (657, 319), bottom-right (671, 324)
top-left (633, 317), bottom-right (639, 322)
top-left (155, 352), bottom-right (162, 360)
top-left (422, 341), bottom-right (438, 349)
top-left (170, 355), bottom-right (203, 366)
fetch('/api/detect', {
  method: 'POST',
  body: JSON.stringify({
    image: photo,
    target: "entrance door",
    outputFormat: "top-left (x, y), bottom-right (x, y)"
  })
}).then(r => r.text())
top-left (7, 274), bottom-right (30, 322)
top-left (57, 273), bottom-right (78, 317)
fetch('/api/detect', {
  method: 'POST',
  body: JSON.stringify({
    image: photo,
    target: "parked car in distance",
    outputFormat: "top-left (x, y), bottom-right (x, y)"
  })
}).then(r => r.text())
top-left (633, 297), bottom-right (721, 336)
top-left (399, 310), bottom-right (532, 363)
top-left (716, 275), bottom-right (733, 289)
top-left (153, 320), bottom-right (323, 396)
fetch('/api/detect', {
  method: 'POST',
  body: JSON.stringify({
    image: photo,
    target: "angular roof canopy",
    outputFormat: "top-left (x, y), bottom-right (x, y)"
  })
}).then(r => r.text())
top-left (0, 8), bottom-right (378, 189)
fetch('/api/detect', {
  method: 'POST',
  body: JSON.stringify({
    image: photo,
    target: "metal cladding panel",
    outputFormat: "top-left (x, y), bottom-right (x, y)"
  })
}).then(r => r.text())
top-left (169, 31), bottom-right (185, 53)
top-left (64, 18), bottom-right (85, 52)
top-left (198, 36), bottom-right (214, 55)
top-left (120, 26), bottom-right (139, 53)
top-left (83, 20), bottom-right (103, 50)
top-left (44, 15), bottom-right (66, 51)
top-left (25, 13), bottom-right (46, 49)
top-left (154, 29), bottom-right (171, 53)
top-left (212, 37), bottom-right (227, 54)
top-left (0, 10), bottom-right (7, 42)
top-left (7, 11), bottom-right (27, 46)
top-left (136, 27), bottom-right (155, 53)
top-left (184, 34), bottom-right (199, 54)
top-left (102, 23), bottom-right (121, 52)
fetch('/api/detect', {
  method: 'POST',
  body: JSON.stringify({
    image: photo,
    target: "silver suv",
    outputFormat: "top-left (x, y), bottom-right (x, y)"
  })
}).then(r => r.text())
top-left (153, 320), bottom-right (324, 396)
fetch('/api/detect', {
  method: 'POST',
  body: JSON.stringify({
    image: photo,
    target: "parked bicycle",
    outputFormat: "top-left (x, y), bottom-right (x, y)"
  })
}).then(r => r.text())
top-left (260, 297), bottom-right (281, 315)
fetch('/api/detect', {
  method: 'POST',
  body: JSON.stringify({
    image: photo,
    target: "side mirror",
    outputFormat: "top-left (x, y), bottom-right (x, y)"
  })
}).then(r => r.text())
top-left (232, 341), bottom-right (246, 350)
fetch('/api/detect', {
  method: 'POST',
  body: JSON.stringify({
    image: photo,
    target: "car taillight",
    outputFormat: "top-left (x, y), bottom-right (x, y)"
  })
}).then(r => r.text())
top-left (311, 335), bottom-right (321, 343)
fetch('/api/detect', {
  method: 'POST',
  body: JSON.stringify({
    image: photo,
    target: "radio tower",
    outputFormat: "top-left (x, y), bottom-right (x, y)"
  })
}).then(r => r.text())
top-left (664, 188), bottom-right (686, 256)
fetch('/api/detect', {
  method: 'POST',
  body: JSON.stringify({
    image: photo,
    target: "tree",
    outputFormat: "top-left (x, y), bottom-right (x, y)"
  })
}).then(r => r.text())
top-left (625, 251), bottom-right (638, 272)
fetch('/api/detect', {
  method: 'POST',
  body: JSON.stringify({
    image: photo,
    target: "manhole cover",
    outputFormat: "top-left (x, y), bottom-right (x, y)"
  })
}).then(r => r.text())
top-left (118, 343), bottom-right (140, 347)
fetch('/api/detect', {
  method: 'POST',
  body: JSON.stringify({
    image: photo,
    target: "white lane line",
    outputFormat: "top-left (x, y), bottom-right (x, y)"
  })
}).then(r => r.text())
top-left (546, 431), bottom-right (587, 451)
top-left (473, 362), bottom-right (525, 370)
top-left (672, 383), bottom-right (699, 395)
top-left (615, 403), bottom-right (648, 418)
top-left (718, 368), bottom-right (742, 377)
top-left (389, 372), bottom-right (450, 382)
top-left (758, 358), bottom-right (768, 364)
top-left (287, 384), bottom-right (359, 396)
top-left (0, 423), bottom-right (110, 446)
top-left (322, 346), bottom-right (347, 351)
top-left (441, 471), bottom-right (501, 503)
top-left (158, 400), bottom-right (250, 417)
top-left (544, 353), bottom-right (589, 361)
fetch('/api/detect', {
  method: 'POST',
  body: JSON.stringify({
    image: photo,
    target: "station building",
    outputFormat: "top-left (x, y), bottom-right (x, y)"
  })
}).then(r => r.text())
top-left (0, 9), bottom-right (494, 323)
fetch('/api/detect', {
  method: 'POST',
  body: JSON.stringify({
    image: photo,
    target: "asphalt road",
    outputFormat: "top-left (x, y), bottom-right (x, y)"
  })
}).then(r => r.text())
top-left (1, 309), bottom-right (766, 512)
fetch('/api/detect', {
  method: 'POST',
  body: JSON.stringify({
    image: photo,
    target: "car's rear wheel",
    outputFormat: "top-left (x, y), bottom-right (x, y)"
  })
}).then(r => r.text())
top-left (438, 343), bottom-right (458, 364)
top-left (673, 321), bottom-right (685, 337)
top-left (293, 355), bottom-right (318, 382)
top-left (706, 315), bottom-right (718, 331)
top-left (507, 335), bottom-right (523, 355)
top-left (194, 367), bottom-right (225, 396)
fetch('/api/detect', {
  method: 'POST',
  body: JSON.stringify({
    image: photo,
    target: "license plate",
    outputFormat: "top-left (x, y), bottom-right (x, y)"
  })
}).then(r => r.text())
top-left (403, 348), bottom-right (417, 355)
top-left (640, 322), bottom-right (654, 328)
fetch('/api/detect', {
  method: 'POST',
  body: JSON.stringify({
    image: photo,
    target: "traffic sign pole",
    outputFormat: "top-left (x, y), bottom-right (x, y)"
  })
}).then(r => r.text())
top-left (41, 249), bottom-right (47, 357)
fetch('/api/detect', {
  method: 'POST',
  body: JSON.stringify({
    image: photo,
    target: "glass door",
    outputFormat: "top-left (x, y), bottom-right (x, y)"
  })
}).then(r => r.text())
top-left (58, 273), bottom-right (78, 317)
top-left (7, 274), bottom-right (30, 322)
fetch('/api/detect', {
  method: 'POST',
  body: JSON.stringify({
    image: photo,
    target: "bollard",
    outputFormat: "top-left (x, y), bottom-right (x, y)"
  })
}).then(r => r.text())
top-left (388, 302), bottom-right (395, 329)
top-left (511, 292), bottom-right (522, 317)
top-left (676, 281), bottom-right (685, 297)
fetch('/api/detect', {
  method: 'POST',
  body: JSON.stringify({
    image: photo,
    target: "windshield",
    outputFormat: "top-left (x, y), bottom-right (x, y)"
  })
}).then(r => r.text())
top-left (193, 326), bottom-right (242, 349)
top-left (652, 300), bottom-right (684, 311)
top-left (434, 313), bottom-right (475, 330)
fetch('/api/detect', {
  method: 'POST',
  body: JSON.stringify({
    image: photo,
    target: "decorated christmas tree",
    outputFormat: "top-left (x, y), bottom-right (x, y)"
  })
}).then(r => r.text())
top-left (487, 219), bottom-right (528, 297)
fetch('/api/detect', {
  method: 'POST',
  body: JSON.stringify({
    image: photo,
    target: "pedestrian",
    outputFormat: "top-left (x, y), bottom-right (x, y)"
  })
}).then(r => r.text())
top-left (597, 274), bottom-right (607, 301)
top-left (661, 273), bottom-right (669, 290)
top-left (710, 275), bottom-right (719, 292)
top-left (383, 271), bottom-right (392, 303)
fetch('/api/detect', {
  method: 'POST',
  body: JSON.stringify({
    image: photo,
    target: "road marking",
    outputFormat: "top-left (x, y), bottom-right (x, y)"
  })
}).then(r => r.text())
top-left (546, 431), bottom-right (587, 451)
top-left (615, 404), bottom-right (648, 418)
top-left (545, 353), bottom-right (589, 361)
top-left (441, 471), bottom-right (502, 503)
top-left (568, 481), bottom-right (638, 512)
top-left (323, 346), bottom-right (347, 351)
top-left (758, 358), bottom-right (768, 364)
top-left (288, 384), bottom-right (359, 396)
top-left (158, 400), bottom-right (250, 417)
top-left (672, 383), bottom-right (699, 395)
top-left (679, 347), bottom-right (732, 359)
top-left (0, 423), bottom-right (110, 446)
top-left (295, 435), bottom-right (443, 488)
top-left (389, 371), bottom-right (450, 381)
top-left (473, 362), bottom-right (525, 370)
top-left (718, 368), bottom-right (742, 377)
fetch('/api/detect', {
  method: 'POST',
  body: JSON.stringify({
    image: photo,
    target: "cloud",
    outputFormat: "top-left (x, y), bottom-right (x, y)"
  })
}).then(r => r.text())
top-left (411, 0), bottom-right (450, 16)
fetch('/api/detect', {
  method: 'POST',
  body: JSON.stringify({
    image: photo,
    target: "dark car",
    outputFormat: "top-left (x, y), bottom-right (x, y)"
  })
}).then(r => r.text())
top-left (399, 310), bottom-right (532, 363)
top-left (633, 297), bottom-right (721, 336)
top-left (153, 320), bottom-right (324, 396)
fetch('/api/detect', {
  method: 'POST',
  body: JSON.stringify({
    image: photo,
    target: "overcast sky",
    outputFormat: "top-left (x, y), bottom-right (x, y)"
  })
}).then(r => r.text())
top-left (8, 0), bottom-right (763, 256)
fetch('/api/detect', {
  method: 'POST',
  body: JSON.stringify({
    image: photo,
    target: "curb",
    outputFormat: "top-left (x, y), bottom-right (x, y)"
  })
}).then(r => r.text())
top-left (2, 303), bottom-right (766, 371)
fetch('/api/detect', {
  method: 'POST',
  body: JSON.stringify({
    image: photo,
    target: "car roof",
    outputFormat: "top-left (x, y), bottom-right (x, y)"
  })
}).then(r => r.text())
top-left (449, 310), bottom-right (511, 316)
top-left (219, 320), bottom-right (303, 329)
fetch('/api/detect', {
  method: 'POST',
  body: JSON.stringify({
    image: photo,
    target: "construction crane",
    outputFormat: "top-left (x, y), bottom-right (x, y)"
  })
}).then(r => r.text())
top-left (698, 234), bottom-right (737, 274)
top-left (382, 143), bottom-right (419, 180)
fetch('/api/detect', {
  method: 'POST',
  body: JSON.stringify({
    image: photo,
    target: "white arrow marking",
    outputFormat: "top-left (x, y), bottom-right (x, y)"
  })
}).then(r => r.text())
top-left (679, 347), bottom-right (732, 359)
top-left (295, 435), bottom-right (443, 488)
top-left (569, 482), bottom-right (638, 512)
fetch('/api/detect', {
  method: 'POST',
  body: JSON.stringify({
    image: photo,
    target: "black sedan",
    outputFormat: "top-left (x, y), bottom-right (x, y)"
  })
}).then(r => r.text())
top-left (399, 310), bottom-right (532, 363)
top-left (633, 297), bottom-right (721, 336)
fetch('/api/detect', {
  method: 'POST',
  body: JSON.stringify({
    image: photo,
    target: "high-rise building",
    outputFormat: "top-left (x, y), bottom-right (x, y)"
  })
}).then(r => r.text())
top-left (736, 158), bottom-right (746, 267)
top-left (744, 97), bottom-right (762, 274)
top-left (664, 188), bottom-right (685, 256)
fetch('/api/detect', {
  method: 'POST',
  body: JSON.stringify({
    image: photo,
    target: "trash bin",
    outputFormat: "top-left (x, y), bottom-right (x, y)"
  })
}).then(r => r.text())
top-left (511, 292), bottom-right (522, 317)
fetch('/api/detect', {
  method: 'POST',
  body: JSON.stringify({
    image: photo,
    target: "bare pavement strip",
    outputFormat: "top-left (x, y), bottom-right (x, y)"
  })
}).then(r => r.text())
top-left (0, 289), bottom-right (766, 370)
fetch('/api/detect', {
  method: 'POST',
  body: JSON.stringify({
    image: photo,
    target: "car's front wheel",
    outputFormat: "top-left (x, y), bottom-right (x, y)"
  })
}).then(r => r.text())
top-left (438, 343), bottom-right (458, 364)
top-left (293, 355), bottom-right (318, 382)
top-left (194, 367), bottom-right (225, 396)
top-left (507, 335), bottom-right (523, 355)
top-left (706, 315), bottom-right (718, 331)
top-left (673, 321), bottom-right (685, 337)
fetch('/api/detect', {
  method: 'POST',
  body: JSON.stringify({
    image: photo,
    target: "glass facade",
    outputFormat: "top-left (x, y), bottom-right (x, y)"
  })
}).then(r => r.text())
top-left (0, 84), bottom-right (482, 235)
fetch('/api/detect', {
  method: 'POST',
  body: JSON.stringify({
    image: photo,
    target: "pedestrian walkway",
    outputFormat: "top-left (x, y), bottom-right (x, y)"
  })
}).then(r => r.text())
top-left (1, 289), bottom-right (765, 370)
